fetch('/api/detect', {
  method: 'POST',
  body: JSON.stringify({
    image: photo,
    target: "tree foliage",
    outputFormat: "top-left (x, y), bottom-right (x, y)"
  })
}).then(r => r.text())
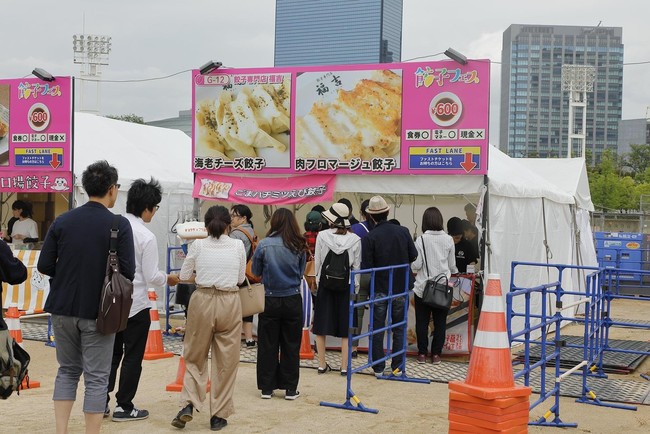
top-left (106, 114), bottom-right (144, 124)
top-left (589, 145), bottom-right (650, 211)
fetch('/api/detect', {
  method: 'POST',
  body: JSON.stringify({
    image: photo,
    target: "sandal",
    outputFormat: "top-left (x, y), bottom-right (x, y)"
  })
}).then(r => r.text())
top-left (340, 369), bottom-right (347, 376)
top-left (317, 363), bottom-right (332, 374)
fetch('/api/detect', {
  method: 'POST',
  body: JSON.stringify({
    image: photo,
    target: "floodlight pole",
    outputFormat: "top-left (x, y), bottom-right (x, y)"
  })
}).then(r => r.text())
top-left (73, 34), bottom-right (111, 114)
top-left (561, 65), bottom-right (595, 160)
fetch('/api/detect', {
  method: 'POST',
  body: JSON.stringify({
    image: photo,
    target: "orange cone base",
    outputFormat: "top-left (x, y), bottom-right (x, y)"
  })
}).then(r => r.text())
top-left (449, 390), bottom-right (529, 409)
top-left (144, 351), bottom-right (174, 361)
top-left (449, 412), bottom-right (529, 431)
top-left (299, 329), bottom-right (314, 360)
top-left (165, 356), bottom-right (211, 392)
top-left (449, 420), bottom-right (527, 434)
top-left (449, 381), bottom-right (531, 401)
top-left (450, 398), bottom-right (530, 415)
top-left (450, 406), bottom-right (530, 424)
top-left (21, 377), bottom-right (41, 389)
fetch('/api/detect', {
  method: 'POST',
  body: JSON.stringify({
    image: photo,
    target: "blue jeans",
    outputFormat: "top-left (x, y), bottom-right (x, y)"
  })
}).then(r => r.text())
top-left (371, 292), bottom-right (407, 373)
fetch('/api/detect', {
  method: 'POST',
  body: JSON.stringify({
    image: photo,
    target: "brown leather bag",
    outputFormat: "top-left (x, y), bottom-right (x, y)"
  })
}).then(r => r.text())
top-left (304, 256), bottom-right (317, 293)
top-left (97, 216), bottom-right (133, 335)
top-left (232, 228), bottom-right (262, 284)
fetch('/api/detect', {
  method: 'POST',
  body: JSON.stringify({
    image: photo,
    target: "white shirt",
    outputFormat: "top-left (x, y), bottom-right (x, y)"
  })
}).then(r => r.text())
top-left (11, 218), bottom-right (38, 245)
top-left (411, 230), bottom-right (458, 298)
top-left (180, 235), bottom-right (246, 290)
top-left (126, 213), bottom-right (167, 317)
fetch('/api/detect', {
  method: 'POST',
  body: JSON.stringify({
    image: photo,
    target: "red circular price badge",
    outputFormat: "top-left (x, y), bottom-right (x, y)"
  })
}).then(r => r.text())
top-left (429, 92), bottom-right (462, 127)
top-left (28, 103), bottom-right (51, 132)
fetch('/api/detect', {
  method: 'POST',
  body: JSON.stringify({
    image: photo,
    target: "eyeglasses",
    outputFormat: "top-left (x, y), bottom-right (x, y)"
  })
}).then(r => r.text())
top-left (155, 205), bottom-right (160, 210)
top-left (114, 183), bottom-right (121, 189)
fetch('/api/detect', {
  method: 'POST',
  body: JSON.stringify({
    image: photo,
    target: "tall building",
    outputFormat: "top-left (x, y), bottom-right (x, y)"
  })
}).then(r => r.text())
top-left (274, 0), bottom-right (402, 66)
top-left (617, 118), bottom-right (650, 156)
top-left (500, 24), bottom-right (623, 163)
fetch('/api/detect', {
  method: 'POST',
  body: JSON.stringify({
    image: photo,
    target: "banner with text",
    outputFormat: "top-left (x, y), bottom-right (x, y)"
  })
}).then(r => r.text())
top-left (192, 60), bottom-right (489, 176)
top-left (193, 174), bottom-right (336, 205)
top-left (0, 77), bottom-right (73, 192)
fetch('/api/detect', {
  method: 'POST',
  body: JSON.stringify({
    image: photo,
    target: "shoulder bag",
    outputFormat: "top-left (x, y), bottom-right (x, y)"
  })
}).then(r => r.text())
top-left (97, 215), bottom-right (134, 335)
top-left (239, 276), bottom-right (265, 317)
top-left (304, 253), bottom-right (317, 293)
top-left (420, 236), bottom-right (453, 310)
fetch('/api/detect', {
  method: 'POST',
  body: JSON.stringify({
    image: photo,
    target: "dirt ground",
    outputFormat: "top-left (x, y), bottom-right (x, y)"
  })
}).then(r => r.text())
top-left (2, 298), bottom-right (649, 433)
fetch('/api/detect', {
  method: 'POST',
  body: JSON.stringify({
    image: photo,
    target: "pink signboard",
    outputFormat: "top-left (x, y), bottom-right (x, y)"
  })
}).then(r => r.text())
top-left (192, 60), bottom-right (489, 176)
top-left (0, 77), bottom-right (73, 193)
top-left (193, 174), bottom-right (336, 205)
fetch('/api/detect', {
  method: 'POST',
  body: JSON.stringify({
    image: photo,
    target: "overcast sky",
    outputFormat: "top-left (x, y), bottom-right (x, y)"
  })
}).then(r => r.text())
top-left (3, 0), bottom-right (649, 144)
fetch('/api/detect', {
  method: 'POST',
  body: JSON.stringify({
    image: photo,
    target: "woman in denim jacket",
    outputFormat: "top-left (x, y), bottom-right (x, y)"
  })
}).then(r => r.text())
top-left (251, 208), bottom-right (308, 401)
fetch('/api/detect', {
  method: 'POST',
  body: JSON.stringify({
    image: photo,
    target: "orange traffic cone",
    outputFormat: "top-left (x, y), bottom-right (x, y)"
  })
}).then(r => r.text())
top-left (448, 274), bottom-right (530, 433)
top-left (143, 289), bottom-right (173, 360)
top-left (299, 328), bottom-right (314, 360)
top-left (5, 303), bottom-right (40, 389)
top-left (166, 346), bottom-right (211, 392)
top-left (166, 355), bottom-right (187, 392)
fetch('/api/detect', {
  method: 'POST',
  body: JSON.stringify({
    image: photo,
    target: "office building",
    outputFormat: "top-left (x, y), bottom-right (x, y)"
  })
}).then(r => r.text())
top-left (274, 0), bottom-right (403, 66)
top-left (617, 119), bottom-right (650, 156)
top-left (500, 24), bottom-right (624, 163)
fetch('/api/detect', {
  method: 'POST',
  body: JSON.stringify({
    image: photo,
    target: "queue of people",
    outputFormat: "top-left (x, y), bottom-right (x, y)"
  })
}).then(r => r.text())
top-left (3, 177), bottom-right (481, 432)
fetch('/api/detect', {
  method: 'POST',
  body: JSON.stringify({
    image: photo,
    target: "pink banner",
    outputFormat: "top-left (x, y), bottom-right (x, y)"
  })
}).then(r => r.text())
top-left (0, 77), bottom-right (73, 193)
top-left (192, 60), bottom-right (489, 176)
top-left (193, 174), bottom-right (336, 205)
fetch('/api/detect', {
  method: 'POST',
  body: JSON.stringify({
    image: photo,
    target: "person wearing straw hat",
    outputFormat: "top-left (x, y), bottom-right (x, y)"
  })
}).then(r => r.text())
top-left (361, 196), bottom-right (417, 376)
top-left (312, 203), bottom-right (361, 376)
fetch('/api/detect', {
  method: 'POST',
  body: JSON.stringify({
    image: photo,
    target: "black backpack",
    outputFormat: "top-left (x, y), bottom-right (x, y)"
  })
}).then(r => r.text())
top-left (319, 249), bottom-right (351, 292)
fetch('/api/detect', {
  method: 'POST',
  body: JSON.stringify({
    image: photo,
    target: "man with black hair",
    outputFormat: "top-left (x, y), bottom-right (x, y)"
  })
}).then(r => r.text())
top-left (107, 178), bottom-right (179, 422)
top-left (361, 195), bottom-right (417, 376)
top-left (38, 160), bottom-right (135, 434)
top-left (447, 217), bottom-right (478, 273)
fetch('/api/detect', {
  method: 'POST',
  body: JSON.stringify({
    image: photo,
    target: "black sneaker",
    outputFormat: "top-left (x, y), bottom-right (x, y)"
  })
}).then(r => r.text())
top-left (245, 340), bottom-right (256, 348)
top-left (104, 404), bottom-right (110, 418)
top-left (171, 404), bottom-right (193, 429)
top-left (285, 390), bottom-right (300, 400)
top-left (260, 390), bottom-right (274, 399)
top-left (210, 416), bottom-right (228, 431)
top-left (112, 406), bottom-right (149, 422)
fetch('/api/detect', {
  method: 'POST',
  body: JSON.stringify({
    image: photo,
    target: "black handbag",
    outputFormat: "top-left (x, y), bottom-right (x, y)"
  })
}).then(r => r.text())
top-left (97, 215), bottom-right (134, 335)
top-left (420, 237), bottom-right (453, 310)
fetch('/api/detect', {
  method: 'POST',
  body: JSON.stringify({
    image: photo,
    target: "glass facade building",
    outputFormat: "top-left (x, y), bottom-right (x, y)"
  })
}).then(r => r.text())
top-left (274, 0), bottom-right (402, 66)
top-left (499, 24), bottom-right (623, 164)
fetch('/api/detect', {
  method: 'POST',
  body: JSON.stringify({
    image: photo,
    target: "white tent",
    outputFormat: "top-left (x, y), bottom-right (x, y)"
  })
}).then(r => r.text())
top-left (73, 112), bottom-right (195, 276)
top-left (336, 146), bottom-right (598, 333)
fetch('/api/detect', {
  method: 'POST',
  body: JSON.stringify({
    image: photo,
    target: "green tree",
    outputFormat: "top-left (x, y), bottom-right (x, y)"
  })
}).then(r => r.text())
top-left (106, 114), bottom-right (144, 124)
top-left (622, 144), bottom-right (650, 179)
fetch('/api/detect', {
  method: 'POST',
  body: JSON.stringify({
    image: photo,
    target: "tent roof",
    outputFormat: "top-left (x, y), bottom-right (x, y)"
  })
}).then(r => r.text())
top-left (73, 112), bottom-right (193, 187)
top-left (517, 157), bottom-right (594, 211)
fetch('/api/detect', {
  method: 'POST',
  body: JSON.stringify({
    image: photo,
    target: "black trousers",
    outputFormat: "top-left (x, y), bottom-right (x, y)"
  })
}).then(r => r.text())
top-left (256, 294), bottom-right (302, 392)
top-left (107, 307), bottom-right (151, 410)
top-left (414, 294), bottom-right (447, 356)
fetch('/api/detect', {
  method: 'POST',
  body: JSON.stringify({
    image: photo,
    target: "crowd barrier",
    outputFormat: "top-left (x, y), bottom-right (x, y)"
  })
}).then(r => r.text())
top-left (507, 261), bottom-right (642, 429)
top-left (320, 263), bottom-right (429, 414)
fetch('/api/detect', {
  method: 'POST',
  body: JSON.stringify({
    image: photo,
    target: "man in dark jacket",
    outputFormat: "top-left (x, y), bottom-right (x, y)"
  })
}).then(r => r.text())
top-left (0, 240), bottom-right (28, 330)
top-left (38, 160), bottom-right (135, 434)
top-left (361, 195), bottom-right (417, 376)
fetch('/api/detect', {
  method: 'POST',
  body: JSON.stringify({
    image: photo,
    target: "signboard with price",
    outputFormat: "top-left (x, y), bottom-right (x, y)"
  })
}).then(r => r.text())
top-left (0, 77), bottom-right (73, 193)
top-left (192, 59), bottom-right (490, 176)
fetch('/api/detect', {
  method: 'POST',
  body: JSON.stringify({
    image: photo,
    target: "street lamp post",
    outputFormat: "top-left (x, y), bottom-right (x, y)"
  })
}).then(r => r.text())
top-left (72, 34), bottom-right (111, 113)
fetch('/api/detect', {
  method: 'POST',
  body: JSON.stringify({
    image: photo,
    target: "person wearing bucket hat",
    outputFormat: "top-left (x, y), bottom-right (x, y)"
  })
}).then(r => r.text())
top-left (447, 217), bottom-right (478, 273)
top-left (361, 195), bottom-right (417, 376)
top-left (312, 203), bottom-right (361, 375)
